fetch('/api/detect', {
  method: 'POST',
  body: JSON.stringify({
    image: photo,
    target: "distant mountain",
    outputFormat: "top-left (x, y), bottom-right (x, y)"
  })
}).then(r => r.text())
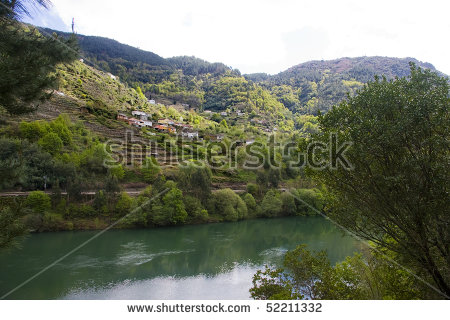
top-left (41, 28), bottom-right (445, 116)
top-left (246, 57), bottom-right (443, 114)
top-left (41, 28), bottom-right (235, 84)
top-left (276, 56), bottom-right (437, 82)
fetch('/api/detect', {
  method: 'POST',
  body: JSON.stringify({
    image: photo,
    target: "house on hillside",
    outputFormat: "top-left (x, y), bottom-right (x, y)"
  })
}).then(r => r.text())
top-left (148, 99), bottom-right (156, 104)
top-left (127, 117), bottom-right (139, 126)
top-left (220, 112), bottom-right (227, 116)
top-left (133, 121), bottom-right (145, 128)
top-left (117, 113), bottom-right (128, 121)
top-left (131, 110), bottom-right (148, 120)
top-left (158, 118), bottom-right (175, 125)
top-left (154, 125), bottom-right (176, 133)
top-left (181, 130), bottom-right (199, 139)
top-left (237, 112), bottom-right (245, 117)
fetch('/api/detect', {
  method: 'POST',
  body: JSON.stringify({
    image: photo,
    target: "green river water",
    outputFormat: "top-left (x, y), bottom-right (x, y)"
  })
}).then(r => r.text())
top-left (0, 216), bottom-right (358, 299)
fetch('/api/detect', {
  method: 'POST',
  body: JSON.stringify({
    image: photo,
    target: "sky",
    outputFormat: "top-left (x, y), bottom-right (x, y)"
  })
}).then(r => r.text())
top-left (23, 0), bottom-right (450, 75)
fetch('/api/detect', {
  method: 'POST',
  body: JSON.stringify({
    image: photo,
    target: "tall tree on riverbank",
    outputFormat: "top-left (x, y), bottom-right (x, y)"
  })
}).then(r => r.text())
top-left (305, 65), bottom-right (450, 297)
top-left (0, 0), bottom-right (78, 115)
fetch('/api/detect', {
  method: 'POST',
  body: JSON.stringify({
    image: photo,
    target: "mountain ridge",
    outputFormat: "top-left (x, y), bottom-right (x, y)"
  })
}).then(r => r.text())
top-left (40, 27), bottom-right (446, 115)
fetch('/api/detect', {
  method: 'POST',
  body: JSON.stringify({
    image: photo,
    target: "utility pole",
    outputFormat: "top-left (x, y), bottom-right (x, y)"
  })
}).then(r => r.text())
top-left (72, 18), bottom-right (75, 33)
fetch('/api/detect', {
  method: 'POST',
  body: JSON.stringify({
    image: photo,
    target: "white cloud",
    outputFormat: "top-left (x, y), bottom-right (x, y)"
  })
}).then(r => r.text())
top-left (27, 0), bottom-right (450, 75)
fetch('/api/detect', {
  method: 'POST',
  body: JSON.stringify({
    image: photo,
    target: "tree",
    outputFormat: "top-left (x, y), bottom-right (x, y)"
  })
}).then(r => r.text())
top-left (109, 164), bottom-right (125, 180)
top-left (260, 189), bottom-right (282, 217)
top-left (209, 188), bottom-right (247, 221)
top-left (24, 190), bottom-right (51, 214)
top-left (220, 119), bottom-right (228, 129)
top-left (243, 193), bottom-right (258, 217)
top-left (141, 157), bottom-right (161, 183)
top-left (305, 65), bottom-right (450, 297)
top-left (135, 86), bottom-right (145, 99)
top-left (38, 132), bottom-right (63, 155)
top-left (291, 188), bottom-right (324, 215)
top-left (280, 192), bottom-right (296, 216)
top-left (250, 245), bottom-right (421, 300)
top-left (114, 192), bottom-right (133, 217)
top-left (0, 206), bottom-right (27, 249)
top-left (0, 2), bottom-right (78, 114)
top-left (183, 195), bottom-right (208, 222)
top-left (0, 0), bottom-right (51, 19)
top-left (151, 182), bottom-right (187, 226)
top-left (246, 183), bottom-right (259, 196)
top-left (177, 161), bottom-right (212, 203)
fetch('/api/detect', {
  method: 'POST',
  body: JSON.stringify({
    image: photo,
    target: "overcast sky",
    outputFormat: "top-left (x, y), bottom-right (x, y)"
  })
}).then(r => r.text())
top-left (23, 0), bottom-right (450, 75)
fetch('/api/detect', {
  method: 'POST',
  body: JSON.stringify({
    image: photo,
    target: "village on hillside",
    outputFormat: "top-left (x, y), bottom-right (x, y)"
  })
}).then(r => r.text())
top-left (116, 99), bottom-right (279, 143)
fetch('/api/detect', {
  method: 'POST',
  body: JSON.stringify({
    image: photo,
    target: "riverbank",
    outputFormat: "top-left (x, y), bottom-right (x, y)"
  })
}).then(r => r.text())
top-left (1, 183), bottom-right (324, 235)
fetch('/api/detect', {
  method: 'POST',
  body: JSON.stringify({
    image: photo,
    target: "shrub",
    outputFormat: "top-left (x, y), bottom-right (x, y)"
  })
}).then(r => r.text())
top-left (292, 189), bottom-right (324, 215)
top-left (24, 191), bottom-right (51, 215)
top-left (246, 183), bottom-right (259, 196)
top-left (243, 193), bottom-right (258, 217)
top-left (115, 192), bottom-right (133, 217)
top-left (184, 195), bottom-right (208, 222)
top-left (38, 132), bottom-right (63, 155)
top-left (260, 189), bottom-right (282, 217)
top-left (281, 192), bottom-right (296, 216)
top-left (210, 188), bottom-right (248, 222)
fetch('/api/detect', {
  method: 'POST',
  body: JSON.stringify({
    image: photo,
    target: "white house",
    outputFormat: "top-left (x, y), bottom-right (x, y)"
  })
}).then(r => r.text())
top-left (131, 110), bottom-right (148, 120)
top-left (182, 131), bottom-right (199, 139)
top-left (220, 112), bottom-right (227, 116)
top-left (237, 112), bottom-right (245, 116)
top-left (148, 99), bottom-right (156, 104)
top-left (107, 73), bottom-right (116, 80)
top-left (142, 120), bottom-right (153, 127)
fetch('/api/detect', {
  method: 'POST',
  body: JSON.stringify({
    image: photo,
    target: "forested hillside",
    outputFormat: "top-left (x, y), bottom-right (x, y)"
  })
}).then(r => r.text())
top-left (42, 28), bottom-right (443, 119)
top-left (42, 28), bottom-right (443, 123)
top-left (246, 56), bottom-right (440, 114)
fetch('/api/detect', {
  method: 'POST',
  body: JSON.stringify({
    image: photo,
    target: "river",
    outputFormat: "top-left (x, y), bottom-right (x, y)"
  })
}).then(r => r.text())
top-left (0, 216), bottom-right (358, 299)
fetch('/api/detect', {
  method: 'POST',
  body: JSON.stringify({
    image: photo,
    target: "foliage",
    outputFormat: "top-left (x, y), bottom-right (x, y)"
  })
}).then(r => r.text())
top-left (177, 162), bottom-right (212, 203)
top-left (260, 189), bottom-right (282, 217)
top-left (38, 132), bottom-right (63, 155)
top-left (0, 205), bottom-right (27, 249)
top-left (250, 245), bottom-right (422, 300)
top-left (208, 188), bottom-right (248, 222)
top-left (114, 192), bottom-right (133, 217)
top-left (290, 189), bottom-right (324, 215)
top-left (183, 195), bottom-right (208, 223)
top-left (242, 193), bottom-right (258, 217)
top-left (305, 65), bottom-right (450, 296)
top-left (24, 191), bottom-right (51, 214)
top-left (250, 266), bottom-right (299, 300)
top-left (151, 182), bottom-right (187, 226)
top-left (0, 16), bottom-right (77, 114)
top-left (141, 157), bottom-right (161, 183)
top-left (249, 57), bottom-right (439, 114)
